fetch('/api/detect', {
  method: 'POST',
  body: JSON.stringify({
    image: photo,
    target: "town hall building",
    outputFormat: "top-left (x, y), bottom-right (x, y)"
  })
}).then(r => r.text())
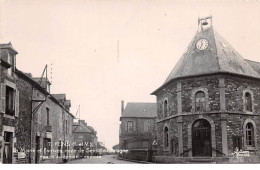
top-left (151, 16), bottom-right (260, 163)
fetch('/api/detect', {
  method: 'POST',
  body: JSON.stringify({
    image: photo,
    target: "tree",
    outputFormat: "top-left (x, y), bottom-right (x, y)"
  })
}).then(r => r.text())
top-left (112, 144), bottom-right (119, 150)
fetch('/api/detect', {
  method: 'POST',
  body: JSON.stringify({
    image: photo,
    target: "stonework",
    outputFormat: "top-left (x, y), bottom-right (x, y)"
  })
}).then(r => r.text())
top-left (152, 16), bottom-right (260, 163)
top-left (0, 43), bottom-right (74, 164)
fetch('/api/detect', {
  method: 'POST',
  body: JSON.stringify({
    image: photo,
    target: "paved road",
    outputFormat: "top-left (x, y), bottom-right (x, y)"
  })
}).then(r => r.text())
top-left (66, 155), bottom-right (140, 164)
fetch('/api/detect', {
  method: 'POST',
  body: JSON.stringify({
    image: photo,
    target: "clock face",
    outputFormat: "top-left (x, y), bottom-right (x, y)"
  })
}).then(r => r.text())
top-left (196, 39), bottom-right (209, 50)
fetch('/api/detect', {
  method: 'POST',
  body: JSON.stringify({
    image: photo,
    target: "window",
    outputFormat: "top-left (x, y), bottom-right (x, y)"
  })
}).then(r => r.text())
top-left (195, 91), bottom-right (206, 112)
top-left (245, 92), bottom-right (252, 112)
top-left (164, 127), bottom-right (169, 148)
top-left (5, 86), bottom-right (15, 115)
top-left (65, 120), bottom-right (68, 134)
top-left (3, 132), bottom-right (13, 163)
top-left (46, 108), bottom-right (50, 126)
top-left (127, 121), bottom-right (133, 132)
top-left (245, 123), bottom-right (254, 146)
top-left (233, 136), bottom-right (242, 151)
top-left (7, 54), bottom-right (12, 76)
top-left (163, 100), bottom-right (168, 117)
top-left (43, 138), bottom-right (51, 157)
top-left (144, 120), bottom-right (149, 132)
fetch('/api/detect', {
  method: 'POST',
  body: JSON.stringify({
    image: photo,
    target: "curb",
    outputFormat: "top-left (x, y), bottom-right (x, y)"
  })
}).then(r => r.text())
top-left (116, 157), bottom-right (154, 164)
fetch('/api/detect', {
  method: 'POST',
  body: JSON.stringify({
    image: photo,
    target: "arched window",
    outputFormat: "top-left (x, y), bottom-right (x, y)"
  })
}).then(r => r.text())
top-left (164, 127), bottom-right (169, 148)
top-left (195, 91), bottom-right (206, 112)
top-left (245, 123), bottom-right (254, 146)
top-left (163, 100), bottom-right (168, 117)
top-left (245, 92), bottom-right (253, 112)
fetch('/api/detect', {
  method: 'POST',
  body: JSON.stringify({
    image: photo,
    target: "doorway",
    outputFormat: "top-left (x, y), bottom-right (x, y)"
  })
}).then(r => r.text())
top-left (192, 119), bottom-right (212, 157)
top-left (35, 136), bottom-right (40, 163)
top-left (3, 132), bottom-right (13, 164)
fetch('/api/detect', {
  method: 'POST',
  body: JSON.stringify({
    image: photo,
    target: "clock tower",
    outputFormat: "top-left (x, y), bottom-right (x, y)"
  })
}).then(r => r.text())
top-left (152, 16), bottom-right (260, 163)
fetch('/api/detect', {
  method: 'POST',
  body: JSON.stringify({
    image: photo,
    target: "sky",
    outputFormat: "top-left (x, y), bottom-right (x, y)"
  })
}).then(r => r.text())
top-left (0, 0), bottom-right (260, 150)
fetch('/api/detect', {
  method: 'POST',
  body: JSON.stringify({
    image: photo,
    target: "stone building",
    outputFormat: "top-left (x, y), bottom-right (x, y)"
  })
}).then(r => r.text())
top-left (72, 119), bottom-right (98, 158)
top-left (0, 43), bottom-right (19, 164)
top-left (119, 101), bottom-right (157, 161)
top-left (15, 71), bottom-right (74, 164)
top-left (0, 42), bottom-right (74, 164)
top-left (151, 16), bottom-right (260, 163)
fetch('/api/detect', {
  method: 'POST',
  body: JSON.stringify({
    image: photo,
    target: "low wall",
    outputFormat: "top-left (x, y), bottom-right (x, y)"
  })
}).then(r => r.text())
top-left (119, 150), bottom-right (153, 162)
top-left (154, 156), bottom-right (260, 164)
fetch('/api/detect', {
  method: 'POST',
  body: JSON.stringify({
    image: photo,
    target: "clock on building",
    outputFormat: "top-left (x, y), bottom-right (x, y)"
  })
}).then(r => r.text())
top-left (196, 38), bottom-right (209, 50)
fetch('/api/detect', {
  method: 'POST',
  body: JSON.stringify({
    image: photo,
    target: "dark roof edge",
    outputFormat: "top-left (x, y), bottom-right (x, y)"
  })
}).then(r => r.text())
top-left (245, 59), bottom-right (260, 64)
top-left (15, 68), bottom-right (75, 118)
top-left (120, 116), bottom-right (156, 121)
top-left (151, 71), bottom-right (260, 95)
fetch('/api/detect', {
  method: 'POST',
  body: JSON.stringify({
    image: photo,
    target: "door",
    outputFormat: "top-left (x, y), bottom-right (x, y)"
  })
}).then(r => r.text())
top-left (192, 119), bottom-right (212, 157)
top-left (3, 132), bottom-right (13, 164)
top-left (35, 136), bottom-right (40, 163)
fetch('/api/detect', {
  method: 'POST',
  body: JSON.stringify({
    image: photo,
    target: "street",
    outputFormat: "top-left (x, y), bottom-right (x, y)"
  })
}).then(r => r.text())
top-left (66, 155), bottom-right (140, 164)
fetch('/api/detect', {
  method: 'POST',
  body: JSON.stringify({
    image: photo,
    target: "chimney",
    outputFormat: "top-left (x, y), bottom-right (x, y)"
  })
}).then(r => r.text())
top-left (121, 100), bottom-right (124, 115)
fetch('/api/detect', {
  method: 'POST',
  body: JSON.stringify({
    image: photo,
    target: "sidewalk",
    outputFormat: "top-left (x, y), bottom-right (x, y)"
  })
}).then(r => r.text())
top-left (116, 156), bottom-right (154, 164)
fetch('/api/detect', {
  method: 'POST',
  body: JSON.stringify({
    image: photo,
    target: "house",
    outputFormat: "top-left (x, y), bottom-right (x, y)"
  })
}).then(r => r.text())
top-left (15, 71), bottom-right (74, 164)
top-left (0, 42), bottom-right (19, 164)
top-left (72, 120), bottom-right (98, 158)
top-left (0, 42), bottom-right (75, 164)
top-left (119, 101), bottom-right (157, 161)
top-left (151, 16), bottom-right (260, 163)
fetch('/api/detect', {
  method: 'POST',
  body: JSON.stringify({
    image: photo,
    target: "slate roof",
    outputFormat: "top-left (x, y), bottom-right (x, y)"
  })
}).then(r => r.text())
top-left (152, 25), bottom-right (260, 94)
top-left (120, 102), bottom-right (157, 118)
top-left (246, 59), bottom-right (260, 75)
top-left (52, 94), bottom-right (66, 101)
top-left (73, 121), bottom-right (92, 133)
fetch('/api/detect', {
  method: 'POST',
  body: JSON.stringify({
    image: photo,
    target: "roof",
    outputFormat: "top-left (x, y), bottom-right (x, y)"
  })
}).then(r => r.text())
top-left (73, 121), bottom-right (92, 133)
top-left (246, 59), bottom-right (260, 75)
top-left (32, 77), bottom-right (51, 85)
top-left (0, 42), bottom-right (18, 54)
top-left (120, 102), bottom-right (157, 119)
top-left (52, 94), bottom-right (66, 101)
top-left (15, 69), bottom-right (75, 118)
top-left (64, 100), bottom-right (71, 107)
top-left (152, 24), bottom-right (260, 94)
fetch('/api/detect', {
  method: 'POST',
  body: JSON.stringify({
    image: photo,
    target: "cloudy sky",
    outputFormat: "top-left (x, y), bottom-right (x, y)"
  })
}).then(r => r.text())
top-left (1, 0), bottom-right (260, 150)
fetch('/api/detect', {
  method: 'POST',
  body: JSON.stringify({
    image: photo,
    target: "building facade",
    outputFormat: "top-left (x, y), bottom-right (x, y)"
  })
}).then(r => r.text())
top-left (0, 43), bottom-right (19, 164)
top-left (0, 43), bottom-right (75, 164)
top-left (152, 17), bottom-right (260, 163)
top-left (119, 101), bottom-right (157, 161)
top-left (72, 119), bottom-right (98, 158)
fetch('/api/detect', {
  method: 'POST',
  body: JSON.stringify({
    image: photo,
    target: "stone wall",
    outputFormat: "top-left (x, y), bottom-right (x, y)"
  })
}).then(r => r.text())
top-left (155, 73), bottom-right (260, 159)
top-left (15, 75), bottom-right (32, 164)
top-left (16, 72), bottom-right (74, 164)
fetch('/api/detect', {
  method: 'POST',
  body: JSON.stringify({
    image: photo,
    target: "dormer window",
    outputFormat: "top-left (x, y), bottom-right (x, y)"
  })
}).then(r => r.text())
top-left (7, 54), bottom-right (13, 76)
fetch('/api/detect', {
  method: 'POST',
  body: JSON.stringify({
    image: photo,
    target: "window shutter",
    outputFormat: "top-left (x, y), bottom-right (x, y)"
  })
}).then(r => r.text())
top-left (15, 90), bottom-right (19, 117)
top-left (0, 83), bottom-right (6, 113)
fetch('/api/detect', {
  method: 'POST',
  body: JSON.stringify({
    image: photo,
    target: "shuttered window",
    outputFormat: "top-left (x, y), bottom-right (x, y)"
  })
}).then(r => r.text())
top-left (5, 86), bottom-right (15, 116)
top-left (0, 83), bottom-right (6, 113)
